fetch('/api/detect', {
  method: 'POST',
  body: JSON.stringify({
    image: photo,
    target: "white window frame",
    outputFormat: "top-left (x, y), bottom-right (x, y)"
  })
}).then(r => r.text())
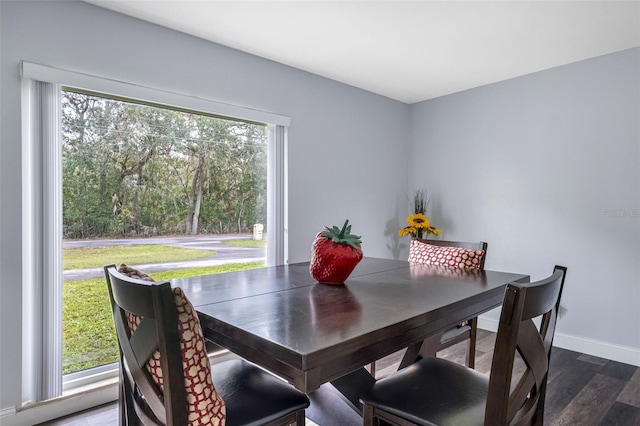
top-left (20, 61), bottom-right (290, 402)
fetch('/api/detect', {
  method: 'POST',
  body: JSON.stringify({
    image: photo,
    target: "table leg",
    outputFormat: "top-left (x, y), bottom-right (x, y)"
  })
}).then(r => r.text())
top-left (330, 367), bottom-right (377, 411)
top-left (307, 368), bottom-right (375, 424)
top-left (398, 331), bottom-right (444, 369)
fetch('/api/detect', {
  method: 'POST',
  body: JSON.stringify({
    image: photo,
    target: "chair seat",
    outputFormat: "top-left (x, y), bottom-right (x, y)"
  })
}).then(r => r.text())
top-left (212, 359), bottom-right (310, 426)
top-left (439, 323), bottom-right (471, 343)
top-left (360, 357), bottom-right (488, 426)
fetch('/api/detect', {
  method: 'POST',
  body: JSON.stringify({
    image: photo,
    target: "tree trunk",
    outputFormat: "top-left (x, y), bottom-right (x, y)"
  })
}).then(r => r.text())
top-left (186, 152), bottom-right (205, 235)
top-left (236, 194), bottom-right (244, 233)
top-left (191, 185), bottom-right (202, 235)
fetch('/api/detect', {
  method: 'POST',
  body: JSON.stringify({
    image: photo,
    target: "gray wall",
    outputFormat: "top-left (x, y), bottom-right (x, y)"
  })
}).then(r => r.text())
top-left (0, 0), bottom-right (408, 410)
top-left (408, 48), bottom-right (640, 350)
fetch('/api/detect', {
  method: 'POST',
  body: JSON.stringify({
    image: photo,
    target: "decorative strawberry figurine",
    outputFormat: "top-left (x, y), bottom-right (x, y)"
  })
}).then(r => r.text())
top-left (310, 219), bottom-right (363, 284)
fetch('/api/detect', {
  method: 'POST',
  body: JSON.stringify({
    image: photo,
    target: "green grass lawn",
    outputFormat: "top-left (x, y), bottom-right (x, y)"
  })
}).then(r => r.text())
top-left (62, 242), bottom-right (265, 374)
top-left (225, 238), bottom-right (267, 248)
top-left (63, 244), bottom-right (216, 270)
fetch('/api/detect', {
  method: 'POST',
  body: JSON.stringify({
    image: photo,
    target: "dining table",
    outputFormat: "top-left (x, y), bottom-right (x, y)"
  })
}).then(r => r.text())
top-left (176, 257), bottom-right (529, 422)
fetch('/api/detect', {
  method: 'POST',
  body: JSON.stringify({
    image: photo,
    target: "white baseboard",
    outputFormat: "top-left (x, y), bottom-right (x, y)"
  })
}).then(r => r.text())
top-left (478, 317), bottom-right (640, 367)
top-left (0, 406), bottom-right (17, 419)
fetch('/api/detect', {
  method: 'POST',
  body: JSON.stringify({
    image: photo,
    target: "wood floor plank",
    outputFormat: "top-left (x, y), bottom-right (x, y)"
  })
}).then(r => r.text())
top-left (473, 328), bottom-right (497, 354)
top-left (578, 353), bottom-right (609, 366)
top-left (547, 346), bottom-right (582, 384)
top-left (599, 402), bottom-right (640, 426)
top-left (599, 358), bottom-right (639, 382)
top-left (544, 350), bottom-right (600, 420)
top-left (550, 373), bottom-right (627, 426)
top-left (617, 368), bottom-right (640, 408)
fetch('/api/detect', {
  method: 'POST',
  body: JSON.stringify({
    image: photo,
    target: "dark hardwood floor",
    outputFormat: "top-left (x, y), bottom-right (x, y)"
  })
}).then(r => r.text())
top-left (39, 330), bottom-right (640, 425)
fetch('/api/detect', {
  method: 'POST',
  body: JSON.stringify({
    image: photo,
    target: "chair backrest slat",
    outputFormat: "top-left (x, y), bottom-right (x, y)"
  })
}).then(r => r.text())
top-left (485, 265), bottom-right (567, 425)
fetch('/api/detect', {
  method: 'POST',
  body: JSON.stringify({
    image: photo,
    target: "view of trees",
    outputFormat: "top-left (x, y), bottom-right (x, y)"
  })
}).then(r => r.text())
top-left (62, 90), bottom-right (267, 239)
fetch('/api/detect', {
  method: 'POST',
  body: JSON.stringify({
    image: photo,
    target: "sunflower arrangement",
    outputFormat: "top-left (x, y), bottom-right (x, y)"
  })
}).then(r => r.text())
top-left (398, 189), bottom-right (442, 239)
top-left (398, 213), bottom-right (441, 239)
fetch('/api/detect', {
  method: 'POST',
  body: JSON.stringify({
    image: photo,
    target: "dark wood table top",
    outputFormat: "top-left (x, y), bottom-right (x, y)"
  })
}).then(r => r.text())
top-left (176, 257), bottom-right (528, 393)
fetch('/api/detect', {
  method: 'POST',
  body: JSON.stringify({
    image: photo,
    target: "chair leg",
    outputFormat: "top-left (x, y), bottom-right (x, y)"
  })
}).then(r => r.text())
top-left (533, 379), bottom-right (549, 426)
top-left (466, 317), bottom-right (478, 369)
top-left (368, 361), bottom-right (376, 377)
top-left (294, 410), bottom-right (306, 426)
top-left (120, 363), bottom-right (145, 426)
top-left (363, 403), bottom-right (376, 426)
top-left (120, 366), bottom-right (138, 426)
top-left (118, 377), bottom-right (127, 426)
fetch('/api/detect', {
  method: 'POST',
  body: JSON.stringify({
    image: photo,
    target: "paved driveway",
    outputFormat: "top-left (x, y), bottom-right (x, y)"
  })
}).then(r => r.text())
top-left (64, 234), bottom-right (266, 280)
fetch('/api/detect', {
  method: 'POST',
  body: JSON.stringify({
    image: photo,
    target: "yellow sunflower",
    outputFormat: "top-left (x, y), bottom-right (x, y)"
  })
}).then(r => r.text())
top-left (406, 213), bottom-right (430, 229)
top-left (398, 226), bottom-right (416, 237)
top-left (428, 226), bottom-right (442, 235)
top-left (399, 213), bottom-right (442, 238)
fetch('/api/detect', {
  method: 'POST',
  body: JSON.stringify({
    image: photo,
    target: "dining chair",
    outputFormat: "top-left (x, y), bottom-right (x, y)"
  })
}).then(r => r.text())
top-left (104, 264), bottom-right (310, 426)
top-left (360, 265), bottom-right (567, 426)
top-left (367, 239), bottom-right (487, 377)
top-left (410, 238), bottom-right (488, 368)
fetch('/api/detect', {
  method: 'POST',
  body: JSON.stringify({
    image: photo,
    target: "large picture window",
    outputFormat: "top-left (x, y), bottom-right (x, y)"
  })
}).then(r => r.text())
top-left (21, 62), bottom-right (289, 402)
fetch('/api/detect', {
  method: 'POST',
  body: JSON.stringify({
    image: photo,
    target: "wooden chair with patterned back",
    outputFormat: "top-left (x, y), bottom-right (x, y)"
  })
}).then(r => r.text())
top-left (104, 264), bottom-right (310, 426)
top-left (360, 265), bottom-right (567, 426)
top-left (409, 238), bottom-right (488, 368)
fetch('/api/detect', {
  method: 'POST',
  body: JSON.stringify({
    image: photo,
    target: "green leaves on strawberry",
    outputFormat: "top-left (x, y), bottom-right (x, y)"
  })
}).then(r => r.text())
top-left (310, 219), bottom-right (363, 284)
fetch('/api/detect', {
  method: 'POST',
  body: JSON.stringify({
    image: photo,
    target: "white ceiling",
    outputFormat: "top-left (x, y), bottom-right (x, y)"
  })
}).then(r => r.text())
top-left (84, 1), bottom-right (640, 104)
